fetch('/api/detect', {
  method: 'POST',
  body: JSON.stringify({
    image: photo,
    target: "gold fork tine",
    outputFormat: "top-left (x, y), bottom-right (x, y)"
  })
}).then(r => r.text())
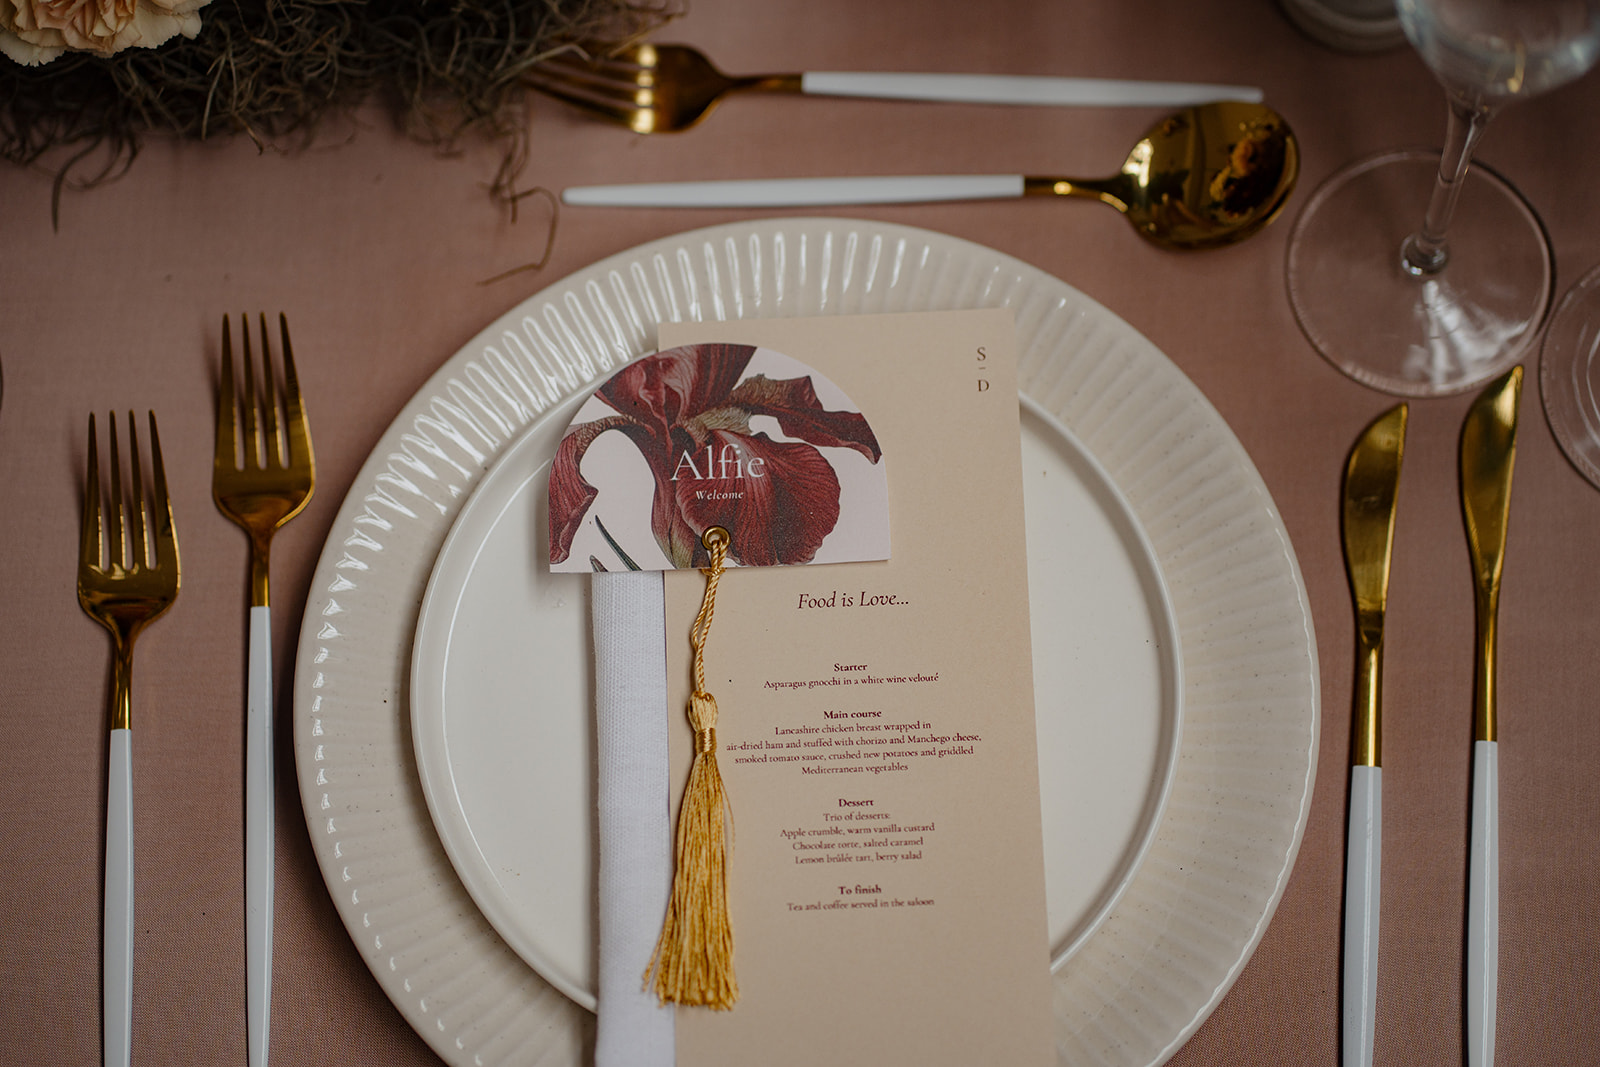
top-left (108, 411), bottom-right (126, 572)
top-left (544, 48), bottom-right (650, 75)
top-left (522, 72), bottom-right (646, 126)
top-left (531, 54), bottom-right (651, 98)
top-left (126, 410), bottom-right (147, 572)
top-left (241, 314), bottom-right (261, 471)
top-left (278, 314), bottom-right (311, 467)
top-left (258, 314), bottom-right (284, 470)
top-left (82, 414), bottom-right (103, 573)
top-left (148, 413), bottom-right (175, 570)
top-left (217, 317), bottom-right (238, 471)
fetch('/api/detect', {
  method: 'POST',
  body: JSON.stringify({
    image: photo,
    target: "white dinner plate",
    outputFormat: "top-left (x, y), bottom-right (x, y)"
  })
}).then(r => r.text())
top-left (409, 393), bottom-right (1184, 1010)
top-left (294, 218), bottom-right (1319, 1067)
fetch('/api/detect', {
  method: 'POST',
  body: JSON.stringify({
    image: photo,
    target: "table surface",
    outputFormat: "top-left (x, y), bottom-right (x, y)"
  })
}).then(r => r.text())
top-left (4, 1), bottom-right (1599, 1064)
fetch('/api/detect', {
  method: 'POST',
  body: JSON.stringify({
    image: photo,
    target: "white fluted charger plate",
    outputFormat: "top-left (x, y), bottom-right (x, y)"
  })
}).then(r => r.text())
top-left (409, 392), bottom-right (1183, 1011)
top-left (294, 217), bottom-right (1319, 1067)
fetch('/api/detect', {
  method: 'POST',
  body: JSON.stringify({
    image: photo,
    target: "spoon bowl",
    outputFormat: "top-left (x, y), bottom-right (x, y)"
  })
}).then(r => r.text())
top-left (1026, 101), bottom-right (1299, 250)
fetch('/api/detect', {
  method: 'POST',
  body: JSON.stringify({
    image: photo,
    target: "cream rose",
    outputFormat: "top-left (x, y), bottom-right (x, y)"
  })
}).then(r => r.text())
top-left (0, 0), bottom-right (209, 66)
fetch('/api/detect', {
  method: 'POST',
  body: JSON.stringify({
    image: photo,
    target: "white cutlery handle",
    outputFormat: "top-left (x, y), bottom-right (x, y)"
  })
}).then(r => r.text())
top-left (104, 727), bottom-right (133, 1067)
top-left (247, 605), bottom-right (274, 1067)
top-left (800, 71), bottom-right (1263, 107)
top-left (593, 573), bottom-right (675, 1067)
top-left (1342, 764), bottom-right (1381, 1067)
top-left (563, 174), bottom-right (1024, 208)
top-left (1467, 739), bottom-right (1498, 1067)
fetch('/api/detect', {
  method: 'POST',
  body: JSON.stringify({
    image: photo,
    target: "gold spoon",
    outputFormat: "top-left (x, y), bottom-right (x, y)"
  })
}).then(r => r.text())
top-left (563, 101), bottom-right (1299, 251)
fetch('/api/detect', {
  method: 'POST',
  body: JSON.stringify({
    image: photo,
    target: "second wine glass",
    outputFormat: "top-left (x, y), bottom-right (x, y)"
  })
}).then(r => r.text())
top-left (1287, 0), bottom-right (1600, 397)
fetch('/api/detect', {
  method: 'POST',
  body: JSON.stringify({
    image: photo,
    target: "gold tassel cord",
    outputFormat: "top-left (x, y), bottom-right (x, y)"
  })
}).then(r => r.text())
top-left (647, 524), bottom-right (739, 1009)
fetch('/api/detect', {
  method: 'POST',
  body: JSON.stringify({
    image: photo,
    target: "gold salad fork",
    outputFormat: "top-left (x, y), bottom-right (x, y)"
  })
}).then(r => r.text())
top-left (525, 42), bottom-right (1264, 134)
top-left (212, 313), bottom-right (314, 1067)
top-left (78, 411), bottom-right (180, 1067)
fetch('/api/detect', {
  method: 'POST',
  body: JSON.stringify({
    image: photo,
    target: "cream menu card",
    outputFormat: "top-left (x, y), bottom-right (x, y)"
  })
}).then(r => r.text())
top-left (657, 310), bottom-right (1053, 1066)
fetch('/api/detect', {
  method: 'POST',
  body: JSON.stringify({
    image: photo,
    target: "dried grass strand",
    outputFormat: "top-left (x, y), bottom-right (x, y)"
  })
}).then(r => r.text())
top-left (478, 184), bottom-right (559, 285)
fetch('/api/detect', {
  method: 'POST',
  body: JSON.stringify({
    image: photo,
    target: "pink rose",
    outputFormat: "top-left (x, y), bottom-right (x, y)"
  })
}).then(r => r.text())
top-left (1, 0), bottom-right (210, 66)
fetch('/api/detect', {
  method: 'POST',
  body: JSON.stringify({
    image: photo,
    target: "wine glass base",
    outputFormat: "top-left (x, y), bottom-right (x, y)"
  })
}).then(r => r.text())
top-left (1286, 149), bottom-right (1555, 398)
top-left (1540, 263), bottom-right (1600, 492)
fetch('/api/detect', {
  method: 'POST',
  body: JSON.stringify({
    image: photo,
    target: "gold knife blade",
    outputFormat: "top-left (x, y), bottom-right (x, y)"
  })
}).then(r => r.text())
top-left (1339, 403), bottom-right (1407, 1067)
top-left (1342, 403), bottom-right (1408, 767)
top-left (1460, 365), bottom-right (1521, 1067)
top-left (1460, 365), bottom-right (1521, 742)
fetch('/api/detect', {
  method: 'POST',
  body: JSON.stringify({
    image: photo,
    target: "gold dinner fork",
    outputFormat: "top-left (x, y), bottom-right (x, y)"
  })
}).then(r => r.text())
top-left (523, 41), bottom-right (1265, 134)
top-left (212, 313), bottom-right (314, 1067)
top-left (77, 410), bottom-right (180, 1067)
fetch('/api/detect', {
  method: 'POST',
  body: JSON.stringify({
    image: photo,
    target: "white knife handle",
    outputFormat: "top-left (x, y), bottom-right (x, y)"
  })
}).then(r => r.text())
top-left (1342, 764), bottom-right (1381, 1067)
top-left (563, 174), bottom-right (1025, 208)
top-left (247, 604), bottom-right (274, 1067)
top-left (1467, 739), bottom-right (1498, 1067)
top-left (104, 727), bottom-right (133, 1067)
top-left (800, 71), bottom-right (1263, 107)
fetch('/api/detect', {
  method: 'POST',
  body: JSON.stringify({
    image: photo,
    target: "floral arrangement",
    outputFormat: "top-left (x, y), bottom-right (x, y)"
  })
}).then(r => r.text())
top-left (1, 0), bottom-right (672, 206)
top-left (1, 0), bottom-right (209, 66)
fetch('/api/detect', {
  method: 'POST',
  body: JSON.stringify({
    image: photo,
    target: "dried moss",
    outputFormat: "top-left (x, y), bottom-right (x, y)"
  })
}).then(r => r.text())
top-left (1, 0), bottom-right (674, 203)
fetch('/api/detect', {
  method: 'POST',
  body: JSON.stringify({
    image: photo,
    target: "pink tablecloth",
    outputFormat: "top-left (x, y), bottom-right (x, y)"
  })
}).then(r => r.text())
top-left (3, 1), bottom-right (1599, 1063)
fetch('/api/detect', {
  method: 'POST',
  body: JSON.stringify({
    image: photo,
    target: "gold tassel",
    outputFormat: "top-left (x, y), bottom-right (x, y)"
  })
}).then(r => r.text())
top-left (647, 525), bottom-right (739, 1009)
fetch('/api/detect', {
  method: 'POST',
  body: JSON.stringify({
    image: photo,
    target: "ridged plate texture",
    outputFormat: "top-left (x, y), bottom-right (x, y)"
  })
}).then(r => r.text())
top-left (293, 218), bottom-right (1320, 1067)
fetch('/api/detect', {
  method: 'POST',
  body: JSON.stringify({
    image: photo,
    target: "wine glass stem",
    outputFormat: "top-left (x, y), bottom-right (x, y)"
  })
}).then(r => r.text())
top-left (1402, 95), bottom-right (1497, 277)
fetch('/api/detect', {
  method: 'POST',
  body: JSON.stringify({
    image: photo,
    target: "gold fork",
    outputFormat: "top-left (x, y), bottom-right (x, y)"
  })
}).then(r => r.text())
top-left (524, 41), bottom-right (1265, 134)
top-left (78, 410), bottom-right (180, 1067)
top-left (212, 313), bottom-right (314, 1067)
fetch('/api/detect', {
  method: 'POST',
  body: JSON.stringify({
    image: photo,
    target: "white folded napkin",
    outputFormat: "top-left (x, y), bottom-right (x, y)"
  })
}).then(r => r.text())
top-left (592, 572), bottom-right (675, 1067)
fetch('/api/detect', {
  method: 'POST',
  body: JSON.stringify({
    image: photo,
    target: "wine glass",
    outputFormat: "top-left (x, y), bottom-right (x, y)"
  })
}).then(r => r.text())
top-left (1540, 263), bottom-right (1600, 489)
top-left (1286, 0), bottom-right (1600, 397)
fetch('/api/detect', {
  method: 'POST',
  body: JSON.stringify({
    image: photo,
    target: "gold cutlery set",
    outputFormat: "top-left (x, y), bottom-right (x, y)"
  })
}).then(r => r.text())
top-left (1338, 367), bottom-right (1521, 1067)
top-left (77, 315), bottom-right (313, 1067)
top-left (533, 41), bottom-right (1299, 253)
top-left (62, 44), bottom-right (1535, 1066)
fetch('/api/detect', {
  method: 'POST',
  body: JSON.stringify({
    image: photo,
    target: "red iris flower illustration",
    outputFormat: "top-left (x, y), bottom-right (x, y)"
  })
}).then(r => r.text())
top-left (549, 343), bottom-right (883, 569)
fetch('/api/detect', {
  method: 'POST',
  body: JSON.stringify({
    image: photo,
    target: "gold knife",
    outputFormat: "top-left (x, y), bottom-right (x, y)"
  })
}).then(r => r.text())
top-left (1339, 402), bottom-right (1407, 1067)
top-left (1460, 365), bottom-right (1521, 1067)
